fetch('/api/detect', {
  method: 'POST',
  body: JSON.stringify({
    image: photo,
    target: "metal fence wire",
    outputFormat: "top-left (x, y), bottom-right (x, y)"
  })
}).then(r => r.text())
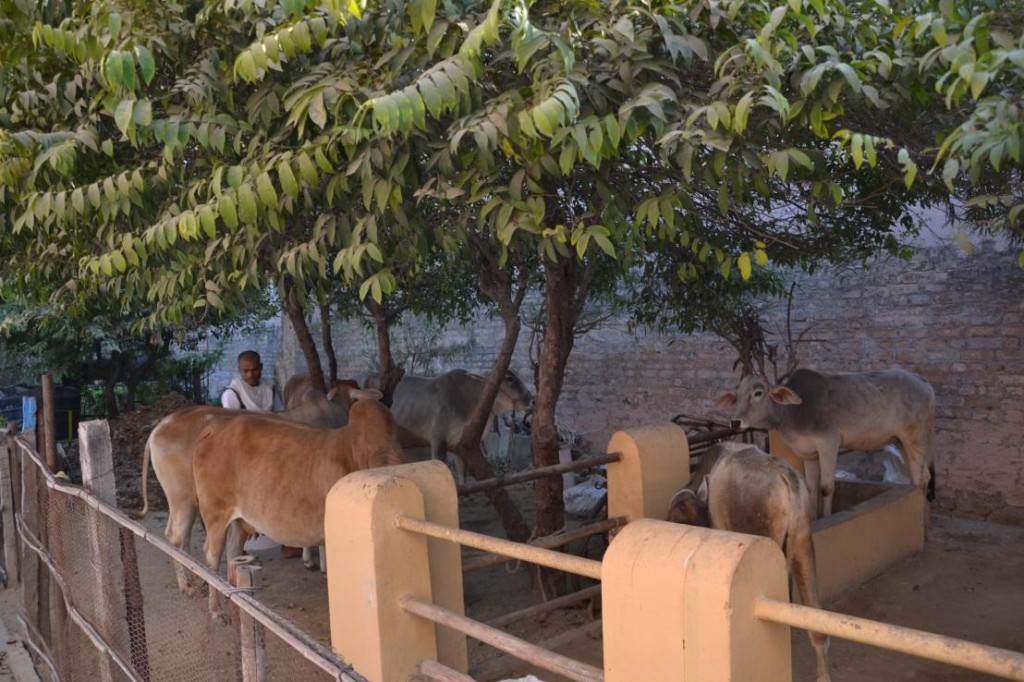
top-left (3, 429), bottom-right (365, 682)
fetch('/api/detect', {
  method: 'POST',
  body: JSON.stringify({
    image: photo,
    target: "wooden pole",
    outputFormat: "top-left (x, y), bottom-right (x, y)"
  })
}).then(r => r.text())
top-left (78, 420), bottom-right (130, 682)
top-left (230, 556), bottom-right (267, 682)
top-left (40, 375), bottom-right (57, 471)
top-left (463, 517), bottom-right (625, 574)
top-left (402, 596), bottom-right (603, 682)
top-left (457, 454), bottom-right (620, 496)
top-left (485, 585), bottom-right (602, 629)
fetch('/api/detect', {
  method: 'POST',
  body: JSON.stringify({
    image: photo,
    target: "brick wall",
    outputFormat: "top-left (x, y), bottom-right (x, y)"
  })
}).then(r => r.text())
top-left (258, 235), bottom-right (1024, 527)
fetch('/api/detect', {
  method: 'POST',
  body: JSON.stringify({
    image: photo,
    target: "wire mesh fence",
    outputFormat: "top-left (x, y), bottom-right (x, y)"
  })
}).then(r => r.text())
top-left (3, 429), bottom-right (366, 682)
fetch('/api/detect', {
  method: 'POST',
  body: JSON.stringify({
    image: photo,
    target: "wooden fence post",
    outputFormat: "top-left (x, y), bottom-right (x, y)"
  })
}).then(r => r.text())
top-left (229, 556), bottom-right (266, 682)
top-left (602, 519), bottom-right (792, 682)
top-left (78, 419), bottom-right (141, 681)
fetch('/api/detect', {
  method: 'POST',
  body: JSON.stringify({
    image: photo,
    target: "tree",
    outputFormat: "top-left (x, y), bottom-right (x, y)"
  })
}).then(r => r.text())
top-left (3, 0), bottom-right (1021, 543)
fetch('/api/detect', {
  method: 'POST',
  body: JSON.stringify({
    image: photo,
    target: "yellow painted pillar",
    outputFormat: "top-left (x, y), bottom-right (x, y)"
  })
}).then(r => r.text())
top-left (603, 519), bottom-right (792, 682)
top-left (325, 463), bottom-right (440, 682)
top-left (391, 460), bottom-right (468, 672)
top-left (607, 422), bottom-right (690, 523)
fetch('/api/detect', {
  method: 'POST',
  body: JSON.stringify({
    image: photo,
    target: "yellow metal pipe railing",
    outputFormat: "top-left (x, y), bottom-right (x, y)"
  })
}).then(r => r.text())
top-left (756, 597), bottom-right (1024, 681)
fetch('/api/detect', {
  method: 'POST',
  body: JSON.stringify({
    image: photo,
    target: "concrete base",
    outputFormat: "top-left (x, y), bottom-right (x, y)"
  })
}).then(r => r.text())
top-left (813, 480), bottom-right (926, 602)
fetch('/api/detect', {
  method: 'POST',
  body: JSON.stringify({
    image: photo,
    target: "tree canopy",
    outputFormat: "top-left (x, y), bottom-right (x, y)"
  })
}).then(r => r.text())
top-left (1, 0), bottom-right (1021, 537)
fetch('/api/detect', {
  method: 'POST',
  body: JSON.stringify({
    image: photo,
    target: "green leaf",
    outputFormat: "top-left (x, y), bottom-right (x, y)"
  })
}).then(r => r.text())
top-left (121, 52), bottom-right (136, 90)
top-left (135, 46), bottom-right (156, 85)
top-left (278, 160), bottom-right (299, 199)
top-left (256, 171), bottom-right (278, 209)
top-left (593, 233), bottom-right (616, 258)
top-left (238, 184), bottom-right (258, 224)
top-left (219, 195), bottom-right (239, 229)
top-left (114, 99), bottom-right (134, 135)
top-left (105, 52), bottom-right (123, 87)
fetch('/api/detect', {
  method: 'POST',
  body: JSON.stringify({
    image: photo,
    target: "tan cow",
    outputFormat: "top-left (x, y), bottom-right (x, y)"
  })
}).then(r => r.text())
top-left (714, 368), bottom-right (935, 517)
top-left (192, 393), bottom-right (405, 621)
top-left (668, 442), bottom-right (830, 682)
top-left (282, 375), bottom-right (360, 409)
top-left (140, 385), bottom-right (353, 591)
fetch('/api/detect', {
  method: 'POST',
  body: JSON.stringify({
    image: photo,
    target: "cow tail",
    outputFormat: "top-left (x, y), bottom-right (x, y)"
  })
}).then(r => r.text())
top-left (927, 463), bottom-right (936, 501)
top-left (139, 441), bottom-right (151, 519)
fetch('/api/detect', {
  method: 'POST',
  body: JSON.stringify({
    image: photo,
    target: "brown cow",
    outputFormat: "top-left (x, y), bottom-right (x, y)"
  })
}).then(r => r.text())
top-left (140, 385), bottom-right (354, 591)
top-left (192, 393), bottom-right (405, 621)
top-left (282, 375), bottom-right (360, 409)
top-left (668, 442), bottom-right (830, 682)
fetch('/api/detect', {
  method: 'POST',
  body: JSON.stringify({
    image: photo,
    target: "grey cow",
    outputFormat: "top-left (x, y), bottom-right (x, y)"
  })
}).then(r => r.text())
top-left (713, 368), bottom-right (935, 517)
top-left (667, 442), bottom-right (831, 682)
top-left (385, 369), bottom-right (533, 483)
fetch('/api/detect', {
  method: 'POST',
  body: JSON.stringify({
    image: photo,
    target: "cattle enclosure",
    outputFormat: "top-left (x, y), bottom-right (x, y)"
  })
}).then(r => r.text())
top-left (2, 411), bottom-right (1024, 681)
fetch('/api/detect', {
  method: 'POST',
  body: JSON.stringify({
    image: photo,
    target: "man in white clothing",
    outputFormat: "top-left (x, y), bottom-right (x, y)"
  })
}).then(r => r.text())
top-left (220, 350), bottom-right (284, 412)
top-left (219, 350), bottom-right (295, 557)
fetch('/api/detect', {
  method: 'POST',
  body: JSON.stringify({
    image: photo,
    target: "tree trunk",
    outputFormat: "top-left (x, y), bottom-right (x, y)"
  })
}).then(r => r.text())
top-left (365, 300), bottom-right (404, 407)
top-left (532, 256), bottom-right (578, 540)
top-left (452, 305), bottom-right (530, 543)
top-left (319, 300), bottom-right (338, 383)
top-left (103, 374), bottom-right (119, 419)
top-left (283, 281), bottom-right (326, 393)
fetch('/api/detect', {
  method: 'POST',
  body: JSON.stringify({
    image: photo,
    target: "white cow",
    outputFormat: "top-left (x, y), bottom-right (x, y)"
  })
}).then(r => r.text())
top-left (714, 368), bottom-right (935, 517)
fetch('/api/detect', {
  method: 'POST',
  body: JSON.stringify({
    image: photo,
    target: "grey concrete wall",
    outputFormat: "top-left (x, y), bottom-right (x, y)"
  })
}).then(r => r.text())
top-left (226, 233), bottom-right (1024, 527)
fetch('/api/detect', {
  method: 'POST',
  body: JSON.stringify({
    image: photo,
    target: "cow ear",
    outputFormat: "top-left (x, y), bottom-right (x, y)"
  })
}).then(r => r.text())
top-left (696, 477), bottom-right (710, 505)
top-left (769, 386), bottom-right (802, 405)
top-left (712, 392), bottom-right (737, 410)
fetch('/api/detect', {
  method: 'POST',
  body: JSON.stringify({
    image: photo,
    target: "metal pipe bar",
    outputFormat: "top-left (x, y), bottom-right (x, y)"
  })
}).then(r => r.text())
top-left (396, 516), bottom-right (603, 580)
top-left (401, 596), bottom-right (603, 682)
top-left (464, 517), bottom-right (624, 574)
top-left (486, 585), bottom-right (602, 629)
top-left (684, 427), bottom-right (743, 446)
top-left (457, 454), bottom-right (621, 496)
top-left (756, 597), bottom-right (1024, 681)
top-left (417, 659), bottom-right (476, 682)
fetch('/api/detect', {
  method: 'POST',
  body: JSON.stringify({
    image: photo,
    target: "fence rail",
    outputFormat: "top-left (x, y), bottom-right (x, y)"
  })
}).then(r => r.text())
top-left (395, 515), bottom-right (603, 580)
top-left (756, 597), bottom-right (1024, 681)
top-left (401, 595), bottom-right (603, 682)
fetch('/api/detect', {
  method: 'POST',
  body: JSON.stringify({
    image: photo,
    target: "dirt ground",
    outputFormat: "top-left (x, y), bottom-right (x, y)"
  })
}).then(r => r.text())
top-left (91, 399), bottom-right (1024, 680)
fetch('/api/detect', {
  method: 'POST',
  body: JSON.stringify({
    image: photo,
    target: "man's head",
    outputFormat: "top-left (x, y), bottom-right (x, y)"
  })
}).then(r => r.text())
top-left (237, 350), bottom-right (263, 387)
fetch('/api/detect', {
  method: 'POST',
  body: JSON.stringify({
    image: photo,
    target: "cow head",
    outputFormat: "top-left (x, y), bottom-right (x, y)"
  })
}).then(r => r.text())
top-left (666, 485), bottom-right (710, 527)
top-left (713, 374), bottom-right (802, 431)
top-left (497, 369), bottom-right (534, 412)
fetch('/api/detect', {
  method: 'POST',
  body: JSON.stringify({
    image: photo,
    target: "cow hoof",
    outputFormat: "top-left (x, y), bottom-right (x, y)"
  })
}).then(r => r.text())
top-left (210, 610), bottom-right (232, 626)
top-left (182, 581), bottom-right (205, 599)
top-left (303, 560), bottom-right (317, 571)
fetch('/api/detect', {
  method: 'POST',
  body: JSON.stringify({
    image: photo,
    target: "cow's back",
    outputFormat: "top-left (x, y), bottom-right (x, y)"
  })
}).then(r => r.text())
top-left (781, 368), bottom-right (934, 439)
top-left (707, 447), bottom-right (808, 544)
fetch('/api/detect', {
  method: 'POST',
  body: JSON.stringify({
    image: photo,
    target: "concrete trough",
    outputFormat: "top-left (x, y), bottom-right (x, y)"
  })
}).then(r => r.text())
top-left (812, 480), bottom-right (926, 602)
